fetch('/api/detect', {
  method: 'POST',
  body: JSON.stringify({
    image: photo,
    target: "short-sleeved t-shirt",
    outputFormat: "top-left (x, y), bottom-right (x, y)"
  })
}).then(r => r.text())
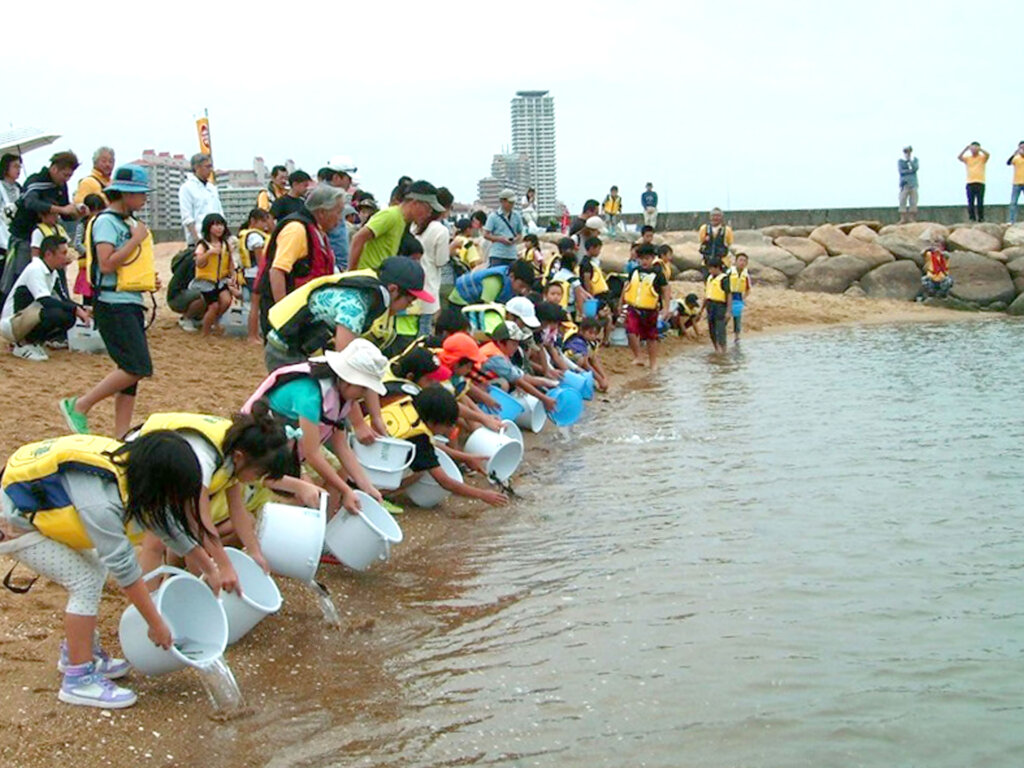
top-left (265, 377), bottom-right (324, 425)
top-left (964, 153), bottom-right (988, 183)
top-left (480, 355), bottom-right (523, 383)
top-left (483, 210), bottom-right (523, 263)
top-left (91, 213), bottom-right (144, 306)
top-left (359, 206), bottom-right (407, 272)
top-left (307, 285), bottom-right (373, 335)
top-left (1012, 155), bottom-right (1024, 186)
top-left (408, 433), bottom-right (440, 472)
top-left (270, 221), bottom-right (312, 274)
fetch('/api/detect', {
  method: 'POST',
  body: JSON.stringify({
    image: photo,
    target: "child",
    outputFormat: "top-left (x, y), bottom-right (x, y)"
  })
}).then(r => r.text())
top-left (0, 431), bottom-right (221, 708)
top-left (61, 164), bottom-right (157, 438)
top-left (639, 225), bottom-right (656, 247)
top-left (701, 258), bottom-right (732, 353)
top-left (534, 301), bottom-right (574, 375)
top-left (383, 345), bottom-right (452, 403)
top-left (0, 234), bottom-right (89, 361)
top-left (190, 213), bottom-right (237, 336)
top-left (73, 194), bottom-right (106, 303)
top-left (579, 237), bottom-right (611, 308)
top-left (620, 243), bottom-right (671, 370)
top-left (562, 316), bottom-right (610, 391)
top-left (237, 207), bottom-right (274, 343)
top-left (450, 218), bottom-right (483, 276)
top-left (521, 233), bottom-right (544, 276)
top-left (542, 280), bottom-right (565, 307)
top-left (655, 244), bottom-right (674, 282)
top-left (728, 251), bottom-right (751, 342)
top-left (386, 387), bottom-right (508, 507)
top-left (668, 293), bottom-right (702, 340)
top-left (478, 322), bottom-right (558, 411)
top-left (920, 247), bottom-right (953, 298)
top-left (548, 247), bottom-right (588, 319)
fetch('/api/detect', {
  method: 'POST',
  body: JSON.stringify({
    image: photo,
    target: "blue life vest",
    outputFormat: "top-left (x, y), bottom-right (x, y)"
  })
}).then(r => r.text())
top-left (453, 265), bottom-right (512, 305)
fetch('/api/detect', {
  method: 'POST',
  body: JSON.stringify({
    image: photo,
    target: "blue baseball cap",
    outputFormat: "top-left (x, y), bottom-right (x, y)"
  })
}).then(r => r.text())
top-left (105, 164), bottom-right (150, 194)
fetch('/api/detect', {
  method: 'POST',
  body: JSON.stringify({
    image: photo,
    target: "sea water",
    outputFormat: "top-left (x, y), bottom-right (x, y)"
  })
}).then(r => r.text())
top-left (262, 321), bottom-right (1024, 767)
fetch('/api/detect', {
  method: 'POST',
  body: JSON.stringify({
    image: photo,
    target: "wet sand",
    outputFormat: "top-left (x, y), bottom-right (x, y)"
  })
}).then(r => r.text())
top-left (0, 245), bottom-right (976, 768)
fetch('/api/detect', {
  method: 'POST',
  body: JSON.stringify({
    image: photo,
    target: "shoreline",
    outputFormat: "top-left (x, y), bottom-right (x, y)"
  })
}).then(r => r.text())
top-left (0, 247), bottom-right (995, 768)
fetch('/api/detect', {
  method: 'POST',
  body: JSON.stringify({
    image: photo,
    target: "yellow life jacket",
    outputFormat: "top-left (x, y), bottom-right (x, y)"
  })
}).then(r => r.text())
top-left (655, 258), bottom-right (672, 282)
top-left (728, 267), bottom-right (749, 296)
top-left (1, 435), bottom-right (136, 550)
top-left (603, 195), bottom-right (621, 215)
top-left (237, 228), bottom-right (267, 269)
top-left (365, 310), bottom-right (397, 350)
top-left (207, 483), bottom-right (273, 526)
top-left (705, 273), bottom-right (729, 303)
top-left (138, 413), bottom-right (236, 496)
top-left (268, 270), bottom-right (387, 355)
top-left (457, 239), bottom-right (482, 269)
top-left (376, 396), bottom-right (433, 441)
top-left (623, 269), bottom-right (660, 310)
top-left (84, 211), bottom-right (156, 292)
top-left (193, 242), bottom-right (233, 283)
top-left (586, 261), bottom-right (609, 295)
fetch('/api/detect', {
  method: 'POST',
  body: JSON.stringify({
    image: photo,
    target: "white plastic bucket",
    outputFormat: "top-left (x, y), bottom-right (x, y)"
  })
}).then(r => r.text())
top-left (256, 494), bottom-right (327, 582)
top-left (405, 449), bottom-right (462, 508)
top-left (609, 325), bottom-right (628, 347)
top-left (218, 305), bottom-right (249, 338)
top-left (324, 491), bottom-right (404, 571)
top-left (464, 426), bottom-right (524, 482)
top-left (118, 566), bottom-right (228, 676)
top-left (349, 435), bottom-right (416, 490)
top-left (218, 548), bottom-right (283, 645)
top-left (500, 419), bottom-right (524, 446)
top-left (67, 322), bottom-right (107, 355)
top-left (513, 393), bottom-right (547, 433)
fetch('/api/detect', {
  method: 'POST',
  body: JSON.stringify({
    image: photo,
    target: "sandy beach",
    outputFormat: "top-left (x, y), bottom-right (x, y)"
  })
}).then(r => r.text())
top-left (0, 243), bottom-right (982, 768)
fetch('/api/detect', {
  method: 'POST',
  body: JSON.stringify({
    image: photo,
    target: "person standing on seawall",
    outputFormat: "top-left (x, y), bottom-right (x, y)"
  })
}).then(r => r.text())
top-left (641, 182), bottom-right (658, 228)
top-left (1006, 141), bottom-right (1024, 224)
top-left (958, 141), bottom-right (989, 222)
top-left (897, 146), bottom-right (919, 223)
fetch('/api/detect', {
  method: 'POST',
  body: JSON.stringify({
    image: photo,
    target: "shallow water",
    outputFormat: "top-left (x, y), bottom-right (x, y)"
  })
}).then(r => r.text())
top-left (265, 321), bottom-right (1024, 768)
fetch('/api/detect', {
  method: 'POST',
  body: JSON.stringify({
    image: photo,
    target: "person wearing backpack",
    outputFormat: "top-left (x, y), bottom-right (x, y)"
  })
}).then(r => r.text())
top-left (59, 165), bottom-right (158, 438)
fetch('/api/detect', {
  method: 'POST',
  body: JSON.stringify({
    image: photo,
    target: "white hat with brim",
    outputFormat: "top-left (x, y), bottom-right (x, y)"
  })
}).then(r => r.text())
top-left (505, 296), bottom-right (540, 328)
top-left (585, 215), bottom-right (604, 230)
top-left (314, 340), bottom-right (388, 396)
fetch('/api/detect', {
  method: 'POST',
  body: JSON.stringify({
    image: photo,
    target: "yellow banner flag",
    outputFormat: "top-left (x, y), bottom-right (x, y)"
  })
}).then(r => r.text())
top-left (196, 116), bottom-right (212, 156)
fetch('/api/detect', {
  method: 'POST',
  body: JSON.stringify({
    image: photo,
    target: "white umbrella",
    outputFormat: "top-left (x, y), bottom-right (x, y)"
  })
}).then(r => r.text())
top-left (0, 126), bottom-right (61, 157)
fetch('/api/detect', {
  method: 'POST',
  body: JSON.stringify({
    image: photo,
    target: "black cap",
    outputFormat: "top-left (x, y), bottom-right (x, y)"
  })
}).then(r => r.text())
top-left (378, 257), bottom-right (434, 302)
top-left (487, 322), bottom-right (512, 341)
top-left (535, 301), bottom-right (567, 323)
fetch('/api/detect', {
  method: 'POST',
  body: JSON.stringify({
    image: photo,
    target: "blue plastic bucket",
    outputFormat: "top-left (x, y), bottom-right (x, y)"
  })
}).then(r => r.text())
top-left (562, 369), bottom-right (588, 395)
top-left (580, 370), bottom-right (595, 400)
top-left (547, 386), bottom-right (584, 427)
top-left (482, 385), bottom-right (526, 422)
top-left (582, 298), bottom-right (600, 318)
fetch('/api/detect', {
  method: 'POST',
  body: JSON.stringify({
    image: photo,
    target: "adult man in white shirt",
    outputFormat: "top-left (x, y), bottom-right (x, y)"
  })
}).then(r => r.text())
top-left (1, 234), bottom-right (88, 361)
top-left (178, 153), bottom-right (223, 245)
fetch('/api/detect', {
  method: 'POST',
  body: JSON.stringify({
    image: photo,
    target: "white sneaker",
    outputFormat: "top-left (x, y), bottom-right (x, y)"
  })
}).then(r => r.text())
top-left (177, 317), bottom-right (200, 333)
top-left (12, 344), bottom-right (49, 361)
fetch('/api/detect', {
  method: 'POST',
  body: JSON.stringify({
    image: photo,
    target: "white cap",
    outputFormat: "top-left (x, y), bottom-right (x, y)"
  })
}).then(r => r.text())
top-left (326, 154), bottom-right (357, 174)
top-left (585, 215), bottom-right (604, 230)
top-left (505, 296), bottom-right (540, 328)
top-left (314, 339), bottom-right (387, 395)
top-left (498, 188), bottom-right (516, 201)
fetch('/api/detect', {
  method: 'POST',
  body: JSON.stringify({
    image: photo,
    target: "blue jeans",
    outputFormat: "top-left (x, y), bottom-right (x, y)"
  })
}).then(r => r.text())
top-left (1010, 185), bottom-right (1024, 224)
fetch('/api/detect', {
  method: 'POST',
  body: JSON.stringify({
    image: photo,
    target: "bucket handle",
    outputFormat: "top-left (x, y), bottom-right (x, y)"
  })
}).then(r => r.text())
top-left (142, 565), bottom-right (191, 584)
top-left (380, 538), bottom-right (390, 562)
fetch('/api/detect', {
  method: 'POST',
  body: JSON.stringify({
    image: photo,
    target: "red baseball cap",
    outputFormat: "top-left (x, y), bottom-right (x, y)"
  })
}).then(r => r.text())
top-left (439, 331), bottom-right (483, 367)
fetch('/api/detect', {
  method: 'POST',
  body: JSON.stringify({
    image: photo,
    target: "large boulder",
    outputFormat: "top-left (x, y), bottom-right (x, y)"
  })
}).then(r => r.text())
top-left (948, 227), bottom-right (1001, 254)
top-left (775, 236), bottom-right (827, 264)
top-left (877, 222), bottom-right (950, 242)
top-left (662, 231), bottom-right (699, 246)
top-left (599, 241), bottom-right (632, 273)
top-left (1003, 294), bottom-right (1024, 315)
top-left (1015, 277), bottom-right (1024, 296)
top-left (732, 229), bottom-right (772, 247)
top-left (947, 251), bottom-right (1016, 305)
top-left (1003, 225), bottom-right (1024, 248)
top-left (985, 250), bottom-right (1009, 264)
top-left (836, 220), bottom-right (882, 234)
top-left (969, 222), bottom-right (1006, 243)
top-left (761, 225), bottom-right (816, 238)
top-left (849, 224), bottom-right (879, 242)
top-left (809, 224), bottom-right (855, 255)
top-left (844, 283), bottom-right (867, 299)
top-left (741, 245), bottom-right (806, 278)
top-left (876, 233), bottom-right (926, 265)
top-left (746, 262), bottom-right (788, 287)
top-left (841, 240), bottom-right (895, 269)
top-left (793, 254), bottom-right (873, 294)
top-left (1007, 257), bottom-right (1024, 279)
top-left (860, 261), bottom-right (922, 301)
top-left (678, 269), bottom-right (704, 283)
top-left (668, 243), bottom-right (704, 272)
top-left (1001, 245), bottom-right (1024, 262)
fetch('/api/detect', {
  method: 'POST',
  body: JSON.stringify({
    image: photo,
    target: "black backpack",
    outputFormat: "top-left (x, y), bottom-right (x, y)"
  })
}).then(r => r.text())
top-left (166, 246), bottom-right (196, 304)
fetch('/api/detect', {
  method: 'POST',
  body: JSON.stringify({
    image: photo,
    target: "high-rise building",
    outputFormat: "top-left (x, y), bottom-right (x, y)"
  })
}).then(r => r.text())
top-left (477, 151), bottom-right (532, 209)
top-left (510, 90), bottom-right (556, 217)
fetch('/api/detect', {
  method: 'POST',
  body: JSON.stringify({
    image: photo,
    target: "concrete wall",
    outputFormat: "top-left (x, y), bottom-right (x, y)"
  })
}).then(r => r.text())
top-left (622, 205), bottom-right (1010, 231)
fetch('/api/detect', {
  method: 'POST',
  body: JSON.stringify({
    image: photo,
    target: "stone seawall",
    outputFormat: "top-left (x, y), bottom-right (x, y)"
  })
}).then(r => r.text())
top-left (549, 220), bottom-right (1024, 315)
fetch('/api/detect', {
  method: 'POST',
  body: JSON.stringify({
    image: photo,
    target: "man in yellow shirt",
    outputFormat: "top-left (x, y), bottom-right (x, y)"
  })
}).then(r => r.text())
top-left (958, 141), bottom-right (989, 221)
top-left (1006, 141), bottom-right (1024, 224)
top-left (698, 207), bottom-right (734, 271)
top-left (73, 147), bottom-right (114, 206)
top-left (257, 165), bottom-right (289, 211)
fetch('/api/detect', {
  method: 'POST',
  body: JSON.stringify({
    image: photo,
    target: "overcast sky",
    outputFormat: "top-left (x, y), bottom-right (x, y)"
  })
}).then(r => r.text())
top-left (5, 0), bottom-right (1021, 217)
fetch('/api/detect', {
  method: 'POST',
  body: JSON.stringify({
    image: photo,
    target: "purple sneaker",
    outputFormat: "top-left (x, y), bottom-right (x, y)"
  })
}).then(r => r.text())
top-left (57, 640), bottom-right (132, 680)
top-left (58, 662), bottom-right (137, 709)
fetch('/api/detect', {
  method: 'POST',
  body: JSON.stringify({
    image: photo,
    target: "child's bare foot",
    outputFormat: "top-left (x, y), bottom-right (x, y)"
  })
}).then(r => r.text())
top-left (632, 358), bottom-right (646, 367)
